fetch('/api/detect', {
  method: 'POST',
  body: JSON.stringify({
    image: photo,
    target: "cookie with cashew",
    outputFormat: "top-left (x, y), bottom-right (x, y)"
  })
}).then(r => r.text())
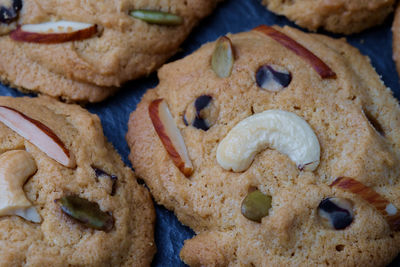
top-left (127, 25), bottom-right (400, 266)
top-left (0, 96), bottom-right (155, 266)
top-left (0, 0), bottom-right (222, 102)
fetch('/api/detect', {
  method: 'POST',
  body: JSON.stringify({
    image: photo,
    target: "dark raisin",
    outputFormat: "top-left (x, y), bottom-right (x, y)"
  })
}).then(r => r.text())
top-left (318, 197), bottom-right (354, 230)
top-left (0, 0), bottom-right (22, 24)
top-left (92, 166), bottom-right (118, 196)
top-left (256, 64), bottom-right (292, 91)
top-left (183, 95), bottom-right (218, 131)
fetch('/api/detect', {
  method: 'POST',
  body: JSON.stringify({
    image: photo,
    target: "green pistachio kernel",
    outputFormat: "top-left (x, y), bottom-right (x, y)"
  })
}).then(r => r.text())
top-left (130, 10), bottom-right (183, 26)
top-left (56, 195), bottom-right (114, 232)
top-left (241, 190), bottom-right (272, 223)
top-left (211, 36), bottom-right (234, 78)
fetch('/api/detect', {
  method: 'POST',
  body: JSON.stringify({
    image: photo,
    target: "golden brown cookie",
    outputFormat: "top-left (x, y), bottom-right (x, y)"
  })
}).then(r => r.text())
top-left (262, 0), bottom-right (395, 34)
top-left (0, 0), bottom-right (221, 102)
top-left (0, 96), bottom-right (155, 266)
top-left (127, 25), bottom-right (400, 266)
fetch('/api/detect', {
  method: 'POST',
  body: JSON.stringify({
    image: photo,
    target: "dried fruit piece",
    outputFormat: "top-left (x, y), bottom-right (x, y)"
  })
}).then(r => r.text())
top-left (211, 36), bottom-right (234, 78)
top-left (10, 21), bottom-right (98, 44)
top-left (56, 195), bottom-right (114, 232)
top-left (363, 108), bottom-right (385, 136)
top-left (0, 150), bottom-right (41, 223)
top-left (130, 10), bottom-right (183, 26)
top-left (216, 109), bottom-right (320, 172)
top-left (92, 166), bottom-right (118, 196)
top-left (256, 64), bottom-right (292, 91)
top-left (241, 190), bottom-right (272, 222)
top-left (149, 99), bottom-right (193, 177)
top-left (0, 106), bottom-right (76, 168)
top-left (253, 25), bottom-right (336, 79)
top-left (0, 0), bottom-right (22, 24)
top-left (183, 95), bottom-right (219, 131)
top-left (318, 197), bottom-right (354, 230)
top-left (331, 177), bottom-right (400, 231)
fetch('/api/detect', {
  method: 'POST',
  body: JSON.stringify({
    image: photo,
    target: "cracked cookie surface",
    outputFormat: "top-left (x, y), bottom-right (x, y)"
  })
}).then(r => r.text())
top-left (0, 0), bottom-right (221, 102)
top-left (127, 26), bottom-right (400, 266)
top-left (262, 0), bottom-right (395, 34)
top-left (0, 96), bottom-right (155, 267)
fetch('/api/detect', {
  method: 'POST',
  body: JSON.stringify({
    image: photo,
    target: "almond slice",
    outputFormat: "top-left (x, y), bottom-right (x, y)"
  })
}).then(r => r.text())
top-left (0, 106), bottom-right (75, 168)
top-left (149, 99), bottom-right (193, 177)
top-left (253, 25), bottom-right (336, 79)
top-left (10, 20), bottom-right (97, 44)
top-left (331, 177), bottom-right (400, 231)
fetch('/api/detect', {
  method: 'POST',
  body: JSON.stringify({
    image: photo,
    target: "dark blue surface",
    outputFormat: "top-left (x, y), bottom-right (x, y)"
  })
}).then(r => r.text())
top-left (1, 0), bottom-right (399, 265)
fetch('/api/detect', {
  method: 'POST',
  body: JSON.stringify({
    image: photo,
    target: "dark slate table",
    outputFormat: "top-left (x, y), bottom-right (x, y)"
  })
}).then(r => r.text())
top-left (1, 0), bottom-right (399, 266)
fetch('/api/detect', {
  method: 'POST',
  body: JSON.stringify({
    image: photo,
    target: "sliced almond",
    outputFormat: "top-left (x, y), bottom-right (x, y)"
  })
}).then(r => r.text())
top-left (0, 106), bottom-right (75, 168)
top-left (149, 99), bottom-right (193, 177)
top-left (253, 25), bottom-right (336, 79)
top-left (10, 20), bottom-right (97, 44)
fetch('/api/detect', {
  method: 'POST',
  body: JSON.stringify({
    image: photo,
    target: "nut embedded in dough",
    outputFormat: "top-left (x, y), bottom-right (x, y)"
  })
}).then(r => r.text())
top-left (0, 150), bottom-right (41, 223)
top-left (149, 99), bottom-right (193, 177)
top-left (216, 109), bottom-right (320, 172)
top-left (10, 20), bottom-right (98, 44)
top-left (0, 105), bottom-right (76, 168)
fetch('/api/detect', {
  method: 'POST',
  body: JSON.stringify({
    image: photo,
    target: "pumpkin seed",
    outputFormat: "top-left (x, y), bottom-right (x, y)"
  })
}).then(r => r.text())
top-left (241, 190), bottom-right (272, 223)
top-left (130, 10), bottom-right (183, 26)
top-left (57, 195), bottom-right (114, 232)
top-left (211, 36), bottom-right (234, 78)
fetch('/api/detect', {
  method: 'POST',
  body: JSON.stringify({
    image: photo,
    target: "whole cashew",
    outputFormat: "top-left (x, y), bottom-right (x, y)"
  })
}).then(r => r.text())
top-left (0, 150), bottom-right (41, 223)
top-left (217, 110), bottom-right (320, 172)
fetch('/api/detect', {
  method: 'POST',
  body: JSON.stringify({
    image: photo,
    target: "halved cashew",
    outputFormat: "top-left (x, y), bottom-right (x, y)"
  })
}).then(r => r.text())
top-left (0, 150), bottom-right (41, 223)
top-left (216, 110), bottom-right (320, 172)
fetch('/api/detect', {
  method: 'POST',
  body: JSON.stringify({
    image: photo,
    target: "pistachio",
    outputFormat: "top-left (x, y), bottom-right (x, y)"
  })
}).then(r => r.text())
top-left (241, 190), bottom-right (272, 222)
top-left (183, 95), bottom-right (219, 131)
top-left (211, 36), bottom-right (234, 78)
top-left (56, 195), bottom-right (114, 232)
top-left (318, 197), bottom-right (354, 230)
top-left (130, 10), bottom-right (183, 26)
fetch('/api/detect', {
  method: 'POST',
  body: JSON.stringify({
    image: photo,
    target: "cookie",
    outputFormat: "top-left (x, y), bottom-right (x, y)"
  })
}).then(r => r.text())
top-left (392, 4), bottom-right (400, 79)
top-left (0, 0), bottom-right (221, 102)
top-left (262, 0), bottom-right (395, 34)
top-left (0, 96), bottom-right (155, 266)
top-left (126, 25), bottom-right (400, 266)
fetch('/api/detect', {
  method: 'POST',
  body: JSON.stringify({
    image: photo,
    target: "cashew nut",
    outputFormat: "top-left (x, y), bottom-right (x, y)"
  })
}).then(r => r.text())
top-left (0, 150), bottom-right (41, 223)
top-left (216, 110), bottom-right (320, 172)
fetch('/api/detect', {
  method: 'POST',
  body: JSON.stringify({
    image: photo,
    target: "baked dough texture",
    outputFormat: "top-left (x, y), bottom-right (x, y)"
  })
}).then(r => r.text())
top-left (0, 0), bottom-right (221, 102)
top-left (127, 25), bottom-right (400, 266)
top-left (262, 0), bottom-right (395, 34)
top-left (0, 96), bottom-right (155, 266)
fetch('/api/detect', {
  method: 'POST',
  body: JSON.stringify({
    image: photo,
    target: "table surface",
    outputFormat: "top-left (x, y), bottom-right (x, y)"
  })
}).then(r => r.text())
top-left (0, 0), bottom-right (399, 266)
